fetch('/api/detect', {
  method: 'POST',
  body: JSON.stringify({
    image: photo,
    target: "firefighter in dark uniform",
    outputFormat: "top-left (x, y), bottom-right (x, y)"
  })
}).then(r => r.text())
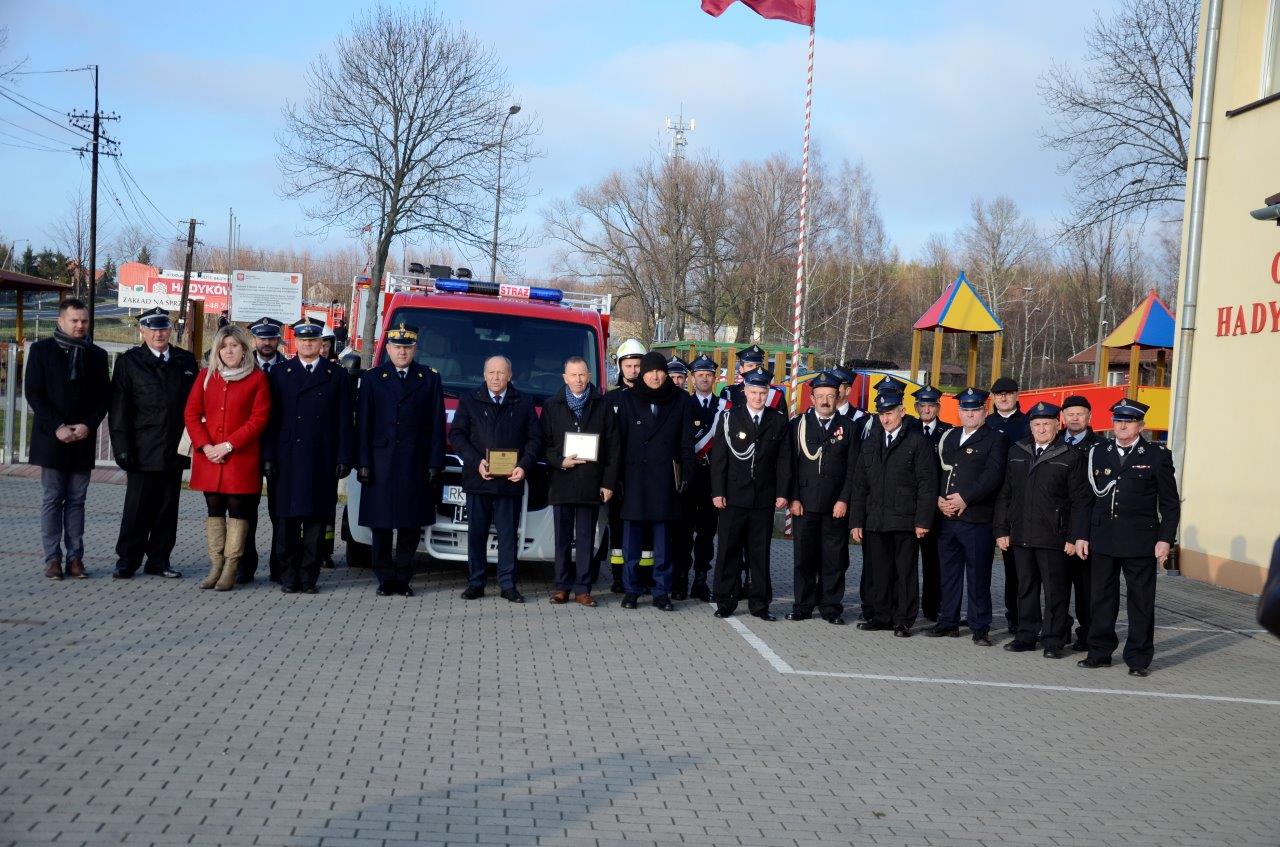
top-left (1056, 394), bottom-right (1099, 649)
top-left (261, 317), bottom-right (354, 594)
top-left (720, 344), bottom-right (786, 410)
top-left (831, 367), bottom-right (867, 427)
top-left (710, 369), bottom-right (792, 620)
top-left (994, 402), bottom-right (1092, 658)
top-left (986, 375), bottom-right (1030, 634)
top-left (849, 390), bottom-right (937, 636)
top-left (672, 355), bottom-right (719, 602)
top-left (604, 339), bottom-right (646, 593)
top-left (786, 371), bottom-right (858, 624)
top-left (915, 385), bottom-right (951, 621)
top-left (355, 322), bottom-right (446, 597)
top-left (1077, 398), bottom-right (1180, 677)
top-left (242, 317), bottom-right (286, 583)
top-left (928, 387), bottom-right (1008, 645)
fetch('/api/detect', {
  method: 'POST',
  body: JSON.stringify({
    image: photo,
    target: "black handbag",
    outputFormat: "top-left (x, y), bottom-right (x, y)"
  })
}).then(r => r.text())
top-left (1258, 537), bottom-right (1280, 638)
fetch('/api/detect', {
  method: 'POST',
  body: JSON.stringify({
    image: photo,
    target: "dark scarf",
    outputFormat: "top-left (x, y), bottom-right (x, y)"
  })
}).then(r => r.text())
top-left (53, 328), bottom-right (89, 381)
top-left (631, 353), bottom-right (681, 406)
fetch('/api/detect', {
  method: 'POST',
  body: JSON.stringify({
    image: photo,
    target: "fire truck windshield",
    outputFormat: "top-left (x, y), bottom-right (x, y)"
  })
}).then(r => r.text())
top-left (381, 307), bottom-right (601, 402)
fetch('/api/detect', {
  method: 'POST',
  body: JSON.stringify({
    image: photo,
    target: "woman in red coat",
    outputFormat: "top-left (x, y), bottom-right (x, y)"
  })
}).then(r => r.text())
top-left (184, 324), bottom-right (271, 590)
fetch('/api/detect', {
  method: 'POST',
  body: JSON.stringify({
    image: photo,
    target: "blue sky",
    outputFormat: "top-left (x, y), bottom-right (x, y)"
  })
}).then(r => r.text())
top-left (0, 0), bottom-right (1118, 277)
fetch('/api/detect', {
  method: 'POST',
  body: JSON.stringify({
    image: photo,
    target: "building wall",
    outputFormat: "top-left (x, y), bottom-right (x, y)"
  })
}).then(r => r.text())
top-left (1173, 0), bottom-right (1280, 593)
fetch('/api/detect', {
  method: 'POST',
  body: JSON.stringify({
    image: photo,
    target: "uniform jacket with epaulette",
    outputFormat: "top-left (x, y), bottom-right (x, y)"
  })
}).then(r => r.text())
top-left (709, 405), bottom-right (792, 510)
top-left (787, 409), bottom-right (857, 513)
top-left (936, 424), bottom-right (1009, 524)
top-left (994, 439), bottom-right (1091, 549)
top-left (1084, 437), bottom-right (1180, 557)
top-left (262, 356), bottom-right (354, 519)
top-left (849, 427), bottom-right (937, 532)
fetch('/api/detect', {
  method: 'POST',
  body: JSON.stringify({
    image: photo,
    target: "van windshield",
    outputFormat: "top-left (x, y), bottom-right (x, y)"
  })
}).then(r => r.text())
top-left (382, 307), bottom-right (601, 403)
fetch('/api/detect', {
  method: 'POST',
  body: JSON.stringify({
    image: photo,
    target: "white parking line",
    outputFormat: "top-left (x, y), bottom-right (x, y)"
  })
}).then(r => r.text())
top-left (720, 615), bottom-right (1280, 708)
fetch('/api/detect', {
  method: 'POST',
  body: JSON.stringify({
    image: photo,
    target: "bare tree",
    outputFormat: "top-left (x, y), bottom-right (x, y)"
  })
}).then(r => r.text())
top-left (48, 189), bottom-right (99, 298)
top-left (278, 5), bottom-right (538, 353)
top-left (1040, 0), bottom-right (1197, 230)
top-left (113, 225), bottom-right (158, 266)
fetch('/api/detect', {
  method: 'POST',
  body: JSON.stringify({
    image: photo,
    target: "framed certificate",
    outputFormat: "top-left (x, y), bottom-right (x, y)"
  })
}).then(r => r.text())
top-left (563, 431), bottom-right (600, 462)
top-left (486, 449), bottom-right (519, 477)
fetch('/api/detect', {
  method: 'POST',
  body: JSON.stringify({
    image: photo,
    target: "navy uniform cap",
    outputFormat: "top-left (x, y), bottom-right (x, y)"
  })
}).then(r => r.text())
top-left (291, 317), bottom-right (325, 339)
top-left (689, 354), bottom-right (717, 373)
top-left (830, 367), bottom-right (854, 386)
top-left (810, 371), bottom-right (841, 390)
top-left (876, 375), bottom-right (908, 395)
top-left (666, 357), bottom-right (689, 375)
top-left (954, 387), bottom-right (990, 410)
top-left (874, 392), bottom-right (904, 412)
top-left (1028, 401), bottom-right (1060, 421)
top-left (250, 317), bottom-right (283, 339)
top-left (914, 385), bottom-right (942, 404)
top-left (1110, 397), bottom-right (1149, 421)
top-left (742, 369), bottom-right (771, 388)
top-left (138, 307), bottom-right (171, 330)
top-left (385, 321), bottom-right (418, 346)
top-left (737, 344), bottom-right (766, 365)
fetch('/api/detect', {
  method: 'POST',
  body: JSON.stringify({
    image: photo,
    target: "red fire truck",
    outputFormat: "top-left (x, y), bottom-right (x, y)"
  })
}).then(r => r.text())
top-left (341, 271), bottom-right (613, 568)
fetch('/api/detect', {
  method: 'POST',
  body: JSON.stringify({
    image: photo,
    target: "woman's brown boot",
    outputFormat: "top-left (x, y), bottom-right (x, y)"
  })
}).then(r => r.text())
top-left (216, 517), bottom-right (251, 591)
top-left (200, 517), bottom-right (227, 589)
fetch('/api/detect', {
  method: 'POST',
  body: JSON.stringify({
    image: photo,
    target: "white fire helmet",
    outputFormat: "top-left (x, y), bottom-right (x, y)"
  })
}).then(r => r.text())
top-left (614, 338), bottom-right (647, 362)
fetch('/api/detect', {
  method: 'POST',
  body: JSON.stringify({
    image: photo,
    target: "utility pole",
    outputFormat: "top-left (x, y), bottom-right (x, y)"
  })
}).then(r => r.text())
top-left (664, 107), bottom-right (695, 161)
top-left (69, 65), bottom-right (119, 338)
top-left (490, 103), bottom-right (521, 283)
top-left (226, 208), bottom-right (236, 318)
top-left (176, 218), bottom-right (201, 344)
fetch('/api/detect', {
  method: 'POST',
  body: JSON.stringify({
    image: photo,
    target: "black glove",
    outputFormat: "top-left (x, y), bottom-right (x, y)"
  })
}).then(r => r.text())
top-left (335, 464), bottom-right (350, 480)
top-left (427, 468), bottom-right (441, 487)
top-left (262, 461), bottom-right (277, 479)
top-left (116, 451), bottom-right (133, 471)
top-left (357, 467), bottom-right (372, 485)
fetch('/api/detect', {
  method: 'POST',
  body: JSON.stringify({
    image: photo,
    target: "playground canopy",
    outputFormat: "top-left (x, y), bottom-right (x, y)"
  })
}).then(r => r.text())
top-left (909, 272), bottom-right (1005, 388)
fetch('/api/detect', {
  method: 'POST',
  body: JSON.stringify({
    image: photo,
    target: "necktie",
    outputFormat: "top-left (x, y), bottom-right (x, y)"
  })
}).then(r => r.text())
top-left (885, 434), bottom-right (892, 448)
top-left (820, 417), bottom-right (830, 431)
top-left (651, 404), bottom-right (658, 416)
top-left (924, 424), bottom-right (931, 436)
top-left (752, 414), bottom-right (760, 427)
top-left (305, 363), bottom-right (314, 374)
top-left (704, 398), bottom-right (711, 412)
top-left (493, 394), bottom-right (501, 405)
top-left (398, 370), bottom-right (406, 380)
top-left (262, 361), bottom-right (271, 373)
top-left (1036, 446), bottom-right (1045, 458)
top-left (1116, 446), bottom-right (1126, 460)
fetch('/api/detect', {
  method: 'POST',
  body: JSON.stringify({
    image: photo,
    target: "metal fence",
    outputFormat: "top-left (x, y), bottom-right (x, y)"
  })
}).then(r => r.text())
top-left (0, 340), bottom-right (133, 466)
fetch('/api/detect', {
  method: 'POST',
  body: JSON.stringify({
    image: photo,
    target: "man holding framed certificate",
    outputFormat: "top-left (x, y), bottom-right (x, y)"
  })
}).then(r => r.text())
top-left (540, 356), bottom-right (621, 607)
top-left (450, 355), bottom-right (543, 603)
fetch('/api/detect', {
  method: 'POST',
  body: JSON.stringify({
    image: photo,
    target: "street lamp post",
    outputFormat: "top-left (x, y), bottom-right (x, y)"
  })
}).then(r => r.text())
top-left (490, 104), bottom-right (520, 283)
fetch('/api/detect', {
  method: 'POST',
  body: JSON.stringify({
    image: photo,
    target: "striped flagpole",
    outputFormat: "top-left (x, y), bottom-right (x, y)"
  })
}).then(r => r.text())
top-left (784, 20), bottom-right (816, 538)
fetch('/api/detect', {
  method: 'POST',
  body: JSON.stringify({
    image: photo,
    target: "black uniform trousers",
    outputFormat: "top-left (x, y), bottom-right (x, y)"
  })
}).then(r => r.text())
top-left (281, 518), bottom-right (326, 590)
top-left (1000, 547), bottom-right (1019, 631)
top-left (1065, 558), bottom-right (1092, 646)
top-left (919, 528), bottom-right (942, 620)
top-left (371, 526), bottom-right (421, 589)
top-left (114, 469), bottom-right (182, 574)
top-left (604, 497), bottom-right (625, 588)
top-left (671, 496), bottom-right (717, 597)
top-left (858, 556), bottom-right (873, 620)
top-left (864, 530), bottom-right (920, 628)
top-left (713, 505), bottom-right (773, 615)
top-left (1011, 546), bottom-right (1071, 649)
top-left (553, 504), bottom-right (599, 595)
top-left (792, 511), bottom-right (849, 619)
top-left (241, 475), bottom-right (285, 582)
top-left (1087, 553), bottom-right (1157, 670)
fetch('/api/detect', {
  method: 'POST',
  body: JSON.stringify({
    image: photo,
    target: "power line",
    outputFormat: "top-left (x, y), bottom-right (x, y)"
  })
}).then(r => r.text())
top-left (0, 114), bottom-right (70, 145)
top-left (0, 138), bottom-right (67, 153)
top-left (0, 86), bottom-right (91, 140)
top-left (99, 164), bottom-right (170, 247)
top-left (116, 158), bottom-right (177, 233)
top-left (10, 66), bottom-right (94, 76)
top-left (109, 158), bottom-right (177, 243)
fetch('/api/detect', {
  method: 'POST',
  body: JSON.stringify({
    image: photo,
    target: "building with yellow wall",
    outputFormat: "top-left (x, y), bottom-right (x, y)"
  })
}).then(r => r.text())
top-left (1173, 0), bottom-right (1280, 593)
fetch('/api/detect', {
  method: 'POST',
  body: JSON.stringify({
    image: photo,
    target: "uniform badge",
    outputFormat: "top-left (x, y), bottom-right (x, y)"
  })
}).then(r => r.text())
top-left (694, 420), bottom-right (701, 426)
top-left (737, 431), bottom-right (747, 440)
top-left (382, 373), bottom-right (388, 378)
top-left (1104, 468), bottom-right (1111, 476)
top-left (965, 447), bottom-right (973, 454)
top-left (1137, 446), bottom-right (1144, 454)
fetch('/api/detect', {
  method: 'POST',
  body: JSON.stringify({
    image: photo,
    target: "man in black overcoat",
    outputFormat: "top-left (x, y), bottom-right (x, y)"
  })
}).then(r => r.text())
top-left (914, 385), bottom-right (952, 621)
top-left (1056, 393), bottom-right (1100, 649)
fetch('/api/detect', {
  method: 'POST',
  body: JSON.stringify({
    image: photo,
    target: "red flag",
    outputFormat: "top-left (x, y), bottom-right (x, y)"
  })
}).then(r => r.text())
top-left (701, 0), bottom-right (814, 26)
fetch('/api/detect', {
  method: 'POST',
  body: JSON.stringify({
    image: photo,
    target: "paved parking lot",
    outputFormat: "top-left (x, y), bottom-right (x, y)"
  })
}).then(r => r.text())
top-left (1, 475), bottom-right (1278, 847)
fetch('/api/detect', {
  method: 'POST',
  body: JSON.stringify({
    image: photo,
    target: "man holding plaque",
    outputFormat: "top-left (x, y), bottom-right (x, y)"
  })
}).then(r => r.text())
top-left (541, 356), bottom-right (620, 607)
top-left (450, 355), bottom-right (542, 603)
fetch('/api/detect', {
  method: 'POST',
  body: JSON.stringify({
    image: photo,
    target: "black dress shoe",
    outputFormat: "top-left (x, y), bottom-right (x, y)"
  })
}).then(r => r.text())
top-left (690, 584), bottom-right (712, 602)
top-left (785, 611), bottom-right (812, 622)
top-left (653, 596), bottom-right (674, 611)
top-left (302, 585), bottom-right (319, 595)
top-left (856, 621), bottom-right (890, 631)
top-left (752, 611), bottom-right (777, 622)
top-left (621, 595), bottom-right (638, 610)
top-left (1003, 640), bottom-right (1036, 653)
top-left (376, 586), bottom-right (394, 597)
top-left (670, 591), bottom-right (686, 602)
top-left (926, 626), bottom-right (959, 638)
top-left (1070, 639), bottom-right (1089, 652)
top-left (500, 588), bottom-right (525, 604)
top-left (281, 585), bottom-right (298, 594)
top-left (713, 608), bottom-right (732, 618)
top-left (397, 586), bottom-right (414, 597)
top-left (824, 616), bottom-right (847, 626)
top-left (460, 586), bottom-right (484, 600)
top-left (893, 625), bottom-right (912, 638)
top-left (112, 569), bottom-right (133, 580)
top-left (972, 631), bottom-right (993, 647)
top-left (610, 581), bottom-right (625, 595)
top-left (1077, 657), bottom-right (1112, 669)
top-left (1043, 647), bottom-right (1065, 659)
top-left (1128, 666), bottom-right (1151, 677)
top-left (145, 567), bottom-right (182, 579)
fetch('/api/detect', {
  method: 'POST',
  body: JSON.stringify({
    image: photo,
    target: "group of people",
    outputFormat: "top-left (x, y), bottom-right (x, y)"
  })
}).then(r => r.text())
top-left (25, 301), bottom-right (1180, 676)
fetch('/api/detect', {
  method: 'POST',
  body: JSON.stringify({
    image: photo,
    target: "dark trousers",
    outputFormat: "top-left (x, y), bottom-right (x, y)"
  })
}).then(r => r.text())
top-left (936, 519), bottom-right (995, 633)
top-left (242, 474), bottom-right (284, 581)
top-left (554, 504), bottom-right (599, 594)
top-left (1012, 545), bottom-right (1071, 649)
top-left (40, 468), bottom-right (91, 563)
top-left (671, 497), bottom-right (717, 596)
top-left (371, 526), bottom-right (421, 589)
top-left (919, 524), bottom-right (942, 620)
top-left (713, 505), bottom-right (773, 615)
top-left (864, 530), bottom-right (920, 628)
top-left (281, 518), bottom-right (325, 590)
top-left (1088, 553), bottom-right (1157, 670)
top-left (114, 469), bottom-right (182, 574)
top-left (1001, 547), bottom-right (1019, 630)
top-left (1065, 557), bottom-right (1092, 645)
top-left (623, 519), bottom-right (669, 597)
top-left (792, 510), bottom-right (849, 619)
top-left (604, 497), bottom-right (625, 587)
top-left (466, 493), bottom-right (519, 590)
top-left (858, 557), bottom-right (872, 619)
